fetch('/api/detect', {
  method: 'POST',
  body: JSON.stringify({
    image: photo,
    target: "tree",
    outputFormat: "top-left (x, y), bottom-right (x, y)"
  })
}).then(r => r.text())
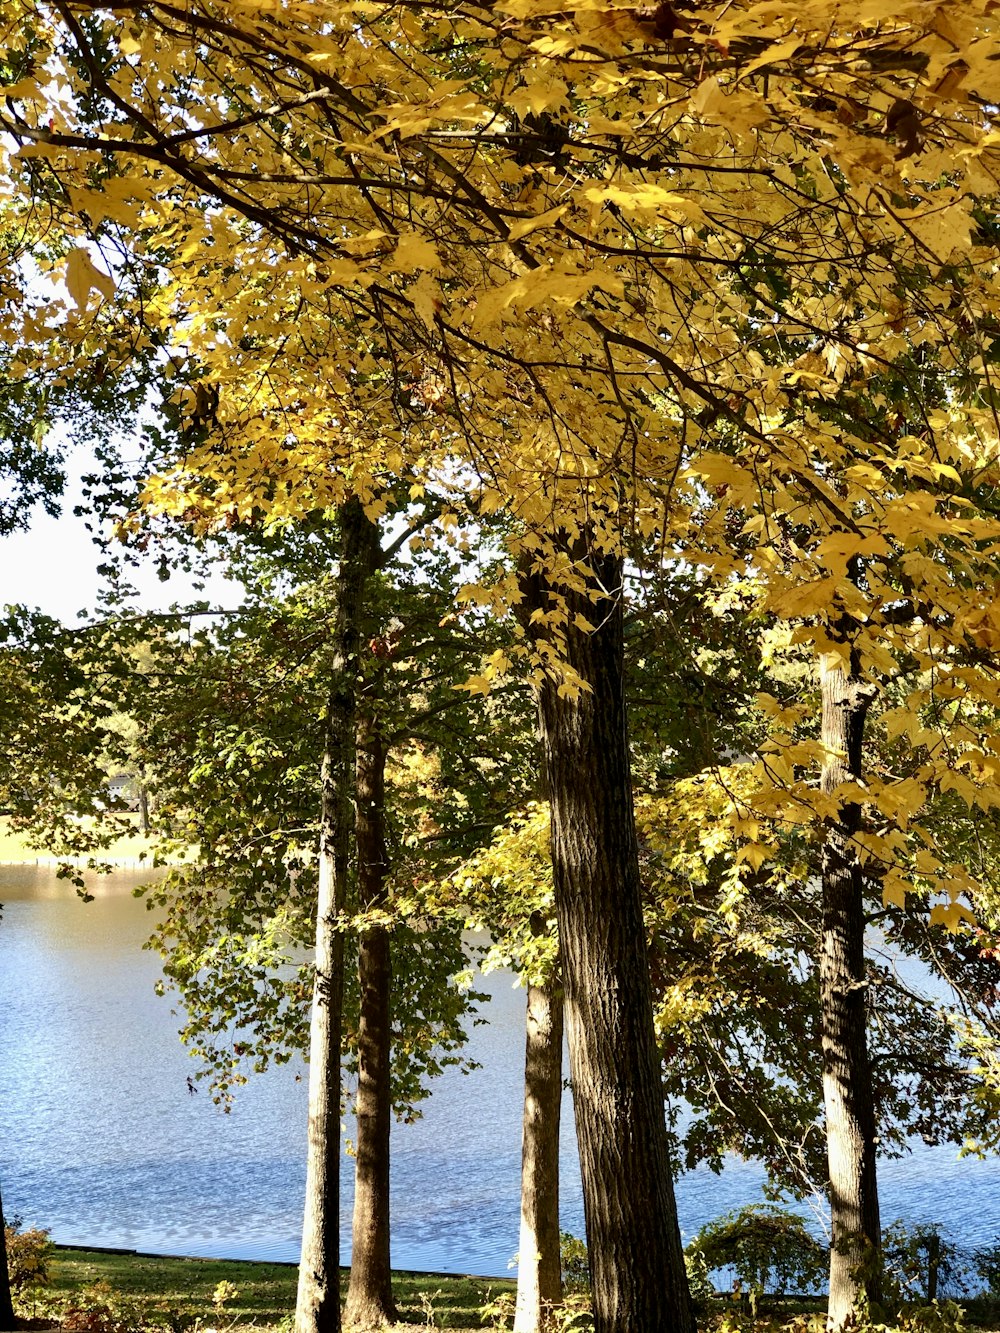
top-left (344, 712), bottom-right (396, 1329)
top-left (522, 540), bottom-right (694, 1333)
top-left (513, 979), bottom-right (564, 1333)
top-left (0, 1183), bottom-right (14, 1328)
top-left (457, 806), bottom-right (564, 1333)
top-left (296, 498), bottom-right (380, 1333)
top-left (818, 637), bottom-right (882, 1322)
top-left (8, 7), bottom-right (1000, 1327)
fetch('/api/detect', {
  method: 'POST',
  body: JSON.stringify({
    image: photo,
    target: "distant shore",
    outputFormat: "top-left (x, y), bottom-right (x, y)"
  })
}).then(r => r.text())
top-left (0, 816), bottom-right (182, 869)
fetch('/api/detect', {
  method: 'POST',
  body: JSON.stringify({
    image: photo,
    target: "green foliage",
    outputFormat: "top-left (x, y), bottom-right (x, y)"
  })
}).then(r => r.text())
top-left (559, 1232), bottom-right (590, 1294)
top-left (883, 1223), bottom-right (974, 1303)
top-left (479, 1286), bottom-right (594, 1332)
top-left (61, 1282), bottom-right (151, 1333)
top-left (685, 1244), bottom-right (716, 1308)
top-left (889, 1300), bottom-right (967, 1333)
top-left (687, 1206), bottom-right (826, 1300)
top-left (4, 1215), bottom-right (53, 1294)
top-left (971, 1239), bottom-right (1000, 1297)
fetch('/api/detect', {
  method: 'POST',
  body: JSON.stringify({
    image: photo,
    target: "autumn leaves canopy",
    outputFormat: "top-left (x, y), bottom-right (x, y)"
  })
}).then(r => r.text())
top-left (4, 2), bottom-right (1000, 1330)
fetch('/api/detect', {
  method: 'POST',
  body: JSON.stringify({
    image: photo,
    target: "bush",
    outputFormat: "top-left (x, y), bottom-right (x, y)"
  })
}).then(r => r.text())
top-left (61, 1281), bottom-right (152, 1333)
top-left (560, 1232), bottom-right (589, 1293)
top-left (972, 1238), bottom-right (1000, 1296)
top-left (686, 1205), bottom-right (826, 1300)
top-left (684, 1244), bottom-right (715, 1308)
top-left (883, 1222), bottom-right (974, 1302)
top-left (4, 1215), bottom-right (53, 1294)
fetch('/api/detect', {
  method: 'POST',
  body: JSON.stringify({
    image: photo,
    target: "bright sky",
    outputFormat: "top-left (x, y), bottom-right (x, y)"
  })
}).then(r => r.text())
top-left (1, 442), bottom-right (243, 624)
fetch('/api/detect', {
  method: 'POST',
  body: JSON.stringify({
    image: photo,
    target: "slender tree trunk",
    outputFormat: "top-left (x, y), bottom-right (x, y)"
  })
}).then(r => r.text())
top-left (0, 1184), bottom-right (16, 1328)
top-left (820, 648), bottom-right (881, 1329)
top-left (296, 499), bottom-right (381, 1333)
top-left (524, 545), bottom-right (693, 1333)
top-left (514, 980), bottom-right (564, 1333)
top-left (344, 717), bottom-right (397, 1330)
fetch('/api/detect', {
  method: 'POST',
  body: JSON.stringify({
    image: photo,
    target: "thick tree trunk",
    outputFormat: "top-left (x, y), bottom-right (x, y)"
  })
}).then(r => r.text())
top-left (0, 1184), bottom-right (16, 1328)
top-left (344, 718), bottom-right (397, 1330)
top-left (819, 650), bottom-right (881, 1330)
top-left (514, 980), bottom-right (564, 1333)
top-left (296, 499), bottom-right (381, 1333)
top-left (525, 546), bottom-right (693, 1333)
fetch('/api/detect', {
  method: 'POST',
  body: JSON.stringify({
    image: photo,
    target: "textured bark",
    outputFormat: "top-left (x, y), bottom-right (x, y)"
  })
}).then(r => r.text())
top-left (820, 650), bottom-right (881, 1330)
top-left (513, 980), bottom-right (564, 1333)
top-left (344, 718), bottom-right (397, 1330)
top-left (0, 1184), bottom-right (16, 1328)
top-left (296, 499), bottom-right (381, 1333)
top-left (525, 547), bottom-right (693, 1333)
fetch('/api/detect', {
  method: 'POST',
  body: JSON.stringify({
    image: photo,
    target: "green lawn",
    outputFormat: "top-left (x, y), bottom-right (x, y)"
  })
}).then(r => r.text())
top-left (35, 1248), bottom-right (513, 1331)
top-left (16, 1247), bottom-right (996, 1333)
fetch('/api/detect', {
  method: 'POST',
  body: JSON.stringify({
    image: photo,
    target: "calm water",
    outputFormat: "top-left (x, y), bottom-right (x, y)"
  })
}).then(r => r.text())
top-left (1, 867), bottom-right (998, 1275)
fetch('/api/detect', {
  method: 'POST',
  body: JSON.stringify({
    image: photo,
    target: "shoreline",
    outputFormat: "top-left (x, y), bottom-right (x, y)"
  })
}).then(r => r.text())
top-left (51, 1244), bottom-right (496, 1283)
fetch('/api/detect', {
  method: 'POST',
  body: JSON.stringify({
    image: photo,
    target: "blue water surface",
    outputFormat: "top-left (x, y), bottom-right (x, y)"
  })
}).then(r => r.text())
top-left (1, 867), bottom-right (997, 1275)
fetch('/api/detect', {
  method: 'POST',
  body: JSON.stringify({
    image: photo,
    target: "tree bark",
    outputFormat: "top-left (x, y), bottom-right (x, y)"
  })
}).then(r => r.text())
top-left (514, 980), bottom-right (564, 1333)
top-left (344, 717), bottom-right (398, 1330)
top-left (524, 545), bottom-right (693, 1333)
top-left (0, 1184), bottom-right (16, 1328)
top-left (819, 649), bottom-right (881, 1330)
top-left (296, 499), bottom-right (381, 1333)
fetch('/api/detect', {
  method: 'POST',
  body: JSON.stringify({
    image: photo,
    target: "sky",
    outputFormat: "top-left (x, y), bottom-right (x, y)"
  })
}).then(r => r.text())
top-left (1, 440), bottom-right (242, 623)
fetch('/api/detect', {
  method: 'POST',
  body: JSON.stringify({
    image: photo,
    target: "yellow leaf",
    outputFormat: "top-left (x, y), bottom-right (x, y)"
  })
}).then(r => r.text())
top-left (736, 842), bottom-right (771, 871)
top-left (65, 247), bottom-right (115, 311)
top-left (882, 877), bottom-right (909, 910)
top-left (457, 674), bottom-right (492, 696)
top-left (507, 205), bottom-right (567, 242)
top-left (391, 233), bottom-right (442, 273)
top-left (740, 37), bottom-right (803, 78)
top-left (930, 900), bottom-right (977, 931)
top-left (915, 848), bottom-right (942, 875)
top-left (508, 78), bottom-right (568, 117)
top-left (409, 271), bottom-right (442, 329)
top-left (691, 76), bottom-right (726, 117)
top-left (581, 183), bottom-right (704, 222)
top-left (769, 576), bottom-right (840, 619)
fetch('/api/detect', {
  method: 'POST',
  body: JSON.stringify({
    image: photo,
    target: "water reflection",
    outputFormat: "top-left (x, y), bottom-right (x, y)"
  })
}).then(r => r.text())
top-left (1, 868), bottom-right (997, 1274)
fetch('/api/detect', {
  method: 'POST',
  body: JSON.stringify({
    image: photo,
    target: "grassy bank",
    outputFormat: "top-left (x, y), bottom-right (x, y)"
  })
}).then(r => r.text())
top-left (12, 1247), bottom-right (998, 1333)
top-left (23, 1248), bottom-right (512, 1331)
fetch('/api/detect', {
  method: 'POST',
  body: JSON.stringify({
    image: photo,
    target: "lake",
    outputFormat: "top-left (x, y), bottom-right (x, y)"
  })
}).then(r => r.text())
top-left (1, 866), bottom-right (998, 1276)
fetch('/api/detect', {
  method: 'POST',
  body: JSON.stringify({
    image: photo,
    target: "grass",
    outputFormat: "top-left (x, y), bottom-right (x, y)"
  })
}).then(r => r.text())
top-left (15, 1248), bottom-right (998, 1333)
top-left (29, 1248), bottom-right (514, 1331)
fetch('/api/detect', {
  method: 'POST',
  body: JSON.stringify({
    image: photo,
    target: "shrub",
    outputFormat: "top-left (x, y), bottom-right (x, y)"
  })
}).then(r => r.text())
top-left (684, 1244), bottom-right (715, 1308)
top-left (686, 1205), bottom-right (826, 1300)
top-left (4, 1215), bottom-right (53, 1294)
top-left (883, 1222), bottom-right (973, 1302)
top-left (972, 1238), bottom-right (1000, 1296)
top-left (61, 1281), bottom-right (151, 1333)
top-left (559, 1232), bottom-right (589, 1293)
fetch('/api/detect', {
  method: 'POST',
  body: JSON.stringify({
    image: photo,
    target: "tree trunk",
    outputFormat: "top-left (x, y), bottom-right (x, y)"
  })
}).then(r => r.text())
top-left (525, 545), bottom-right (693, 1333)
top-left (344, 717), bottom-right (397, 1330)
top-left (819, 649), bottom-right (881, 1329)
top-left (514, 980), bottom-right (564, 1333)
top-left (0, 1184), bottom-right (15, 1328)
top-left (296, 499), bottom-right (381, 1333)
